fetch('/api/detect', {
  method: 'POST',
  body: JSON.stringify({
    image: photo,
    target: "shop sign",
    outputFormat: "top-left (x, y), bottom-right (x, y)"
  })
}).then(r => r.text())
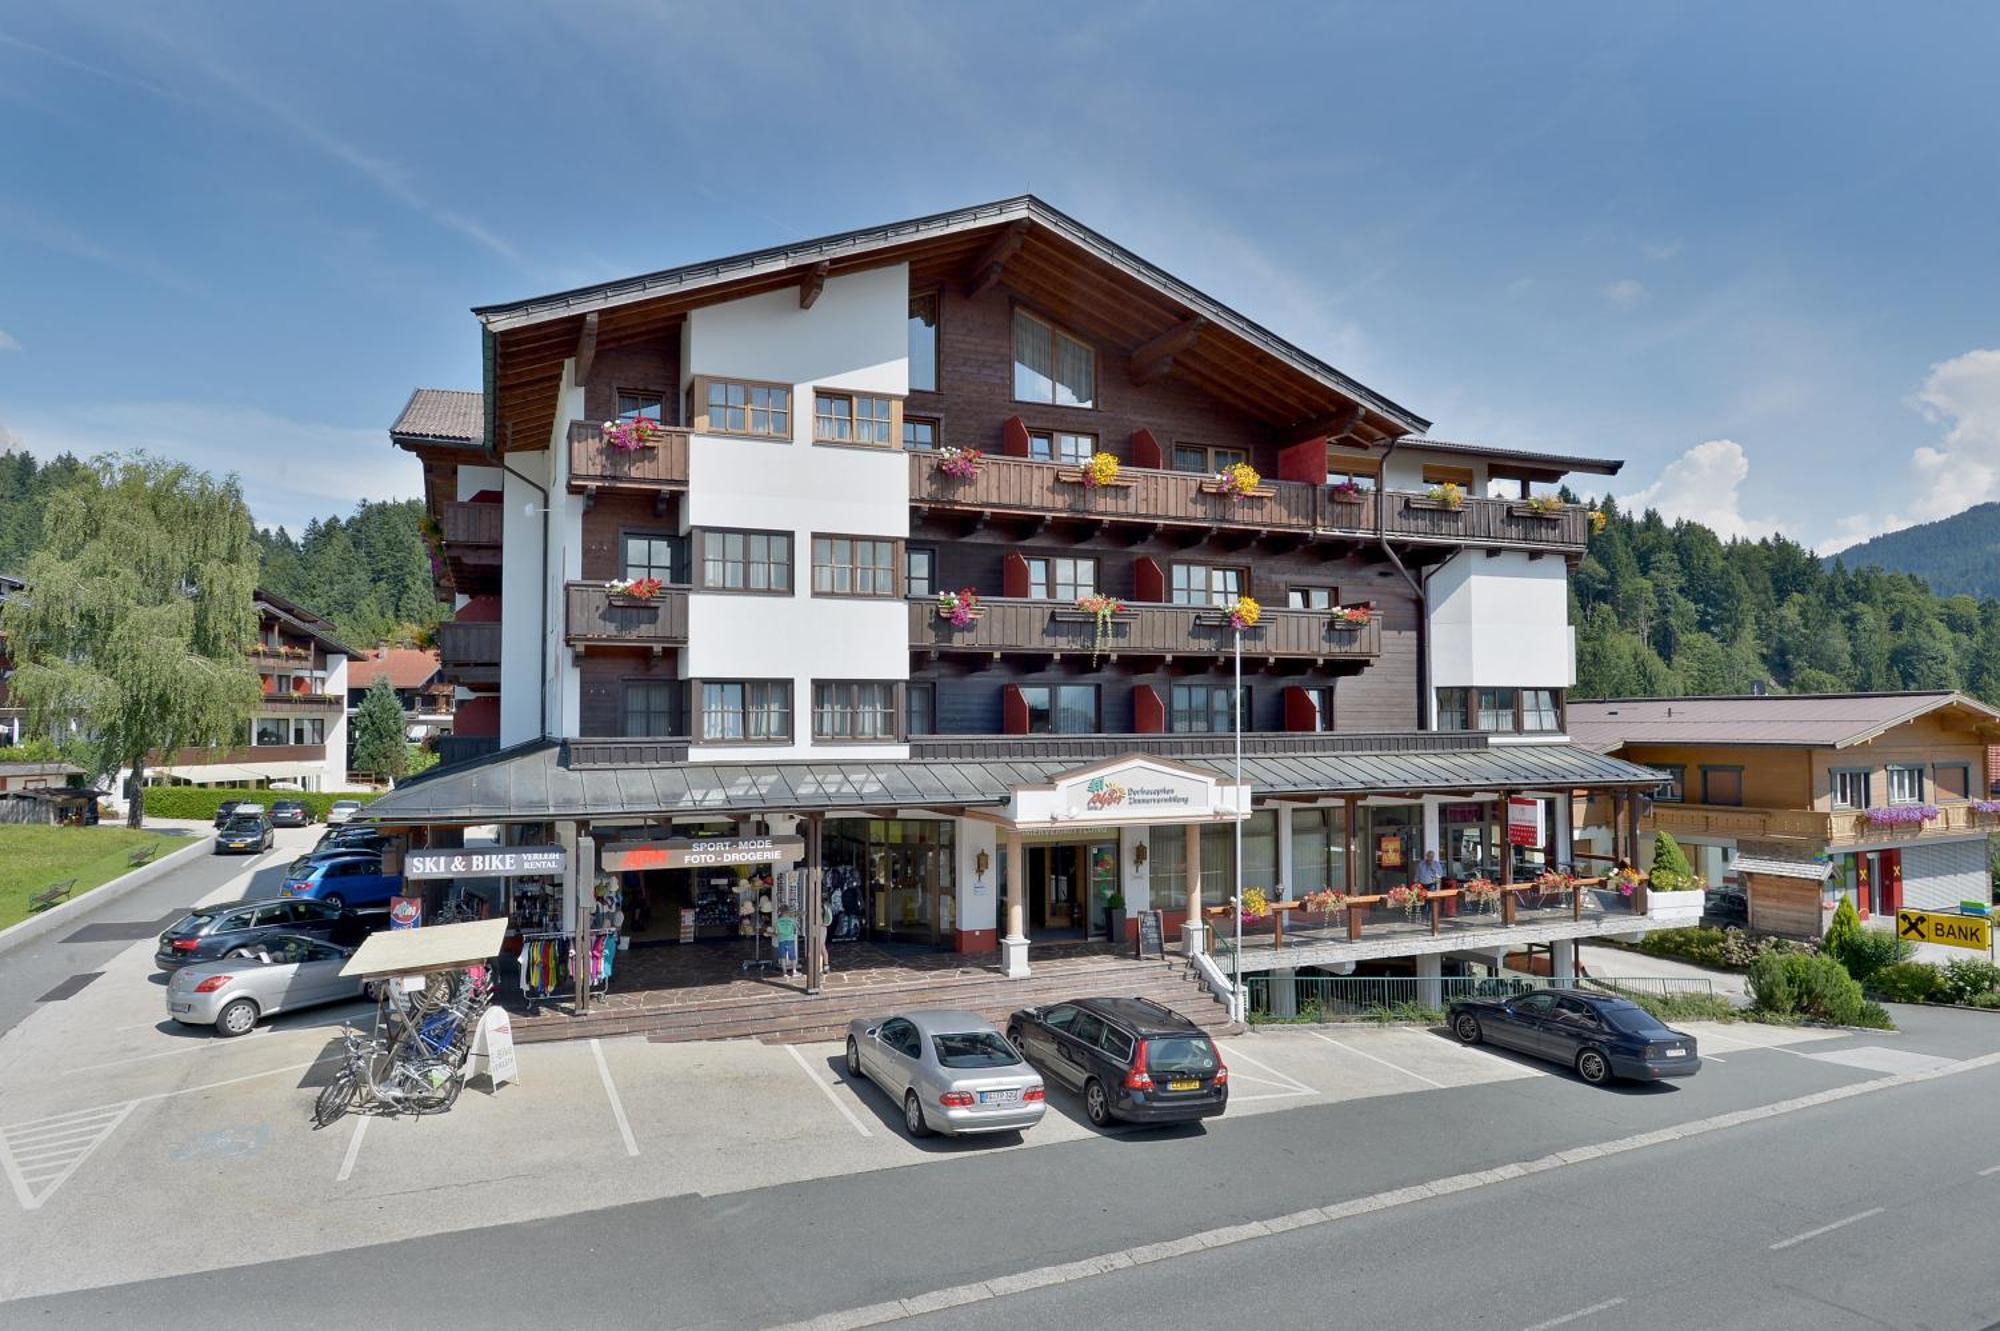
top-left (404, 847), bottom-right (566, 880)
top-left (601, 835), bottom-right (805, 873)
top-left (474, 1006), bottom-right (518, 1088)
top-left (1018, 756), bottom-right (1243, 827)
top-left (389, 897), bottom-right (422, 930)
top-left (1896, 908), bottom-right (1991, 951)
top-left (1376, 831), bottom-right (1405, 869)
top-left (1135, 909), bottom-right (1166, 960)
top-left (1506, 798), bottom-right (1542, 847)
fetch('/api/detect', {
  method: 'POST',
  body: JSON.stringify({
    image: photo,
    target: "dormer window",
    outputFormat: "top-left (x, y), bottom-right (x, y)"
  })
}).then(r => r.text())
top-left (1013, 309), bottom-right (1095, 408)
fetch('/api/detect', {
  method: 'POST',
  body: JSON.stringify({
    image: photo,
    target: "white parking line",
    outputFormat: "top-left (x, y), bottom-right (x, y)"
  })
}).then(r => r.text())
top-left (1523, 1297), bottom-right (1627, 1330)
top-left (785, 1043), bottom-right (872, 1138)
top-left (590, 1038), bottom-right (640, 1157)
top-left (1692, 1027), bottom-right (1815, 1058)
top-left (1419, 1032), bottom-right (1550, 1076)
top-left (335, 1115), bottom-right (368, 1182)
top-left (1769, 1207), bottom-right (1884, 1251)
top-left (64, 1027), bottom-right (273, 1076)
top-left (1214, 1042), bottom-right (1316, 1101)
top-left (1308, 1031), bottom-right (1447, 1089)
top-left (1977, 1163), bottom-right (2000, 1177)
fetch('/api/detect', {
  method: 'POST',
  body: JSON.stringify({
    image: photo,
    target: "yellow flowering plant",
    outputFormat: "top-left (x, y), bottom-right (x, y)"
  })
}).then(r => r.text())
top-left (1081, 451), bottom-right (1122, 487)
top-left (1227, 595), bottom-right (1261, 631)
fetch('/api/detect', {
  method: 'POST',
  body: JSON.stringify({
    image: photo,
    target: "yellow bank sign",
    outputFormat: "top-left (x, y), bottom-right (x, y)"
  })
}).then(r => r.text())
top-left (1895, 908), bottom-right (1992, 951)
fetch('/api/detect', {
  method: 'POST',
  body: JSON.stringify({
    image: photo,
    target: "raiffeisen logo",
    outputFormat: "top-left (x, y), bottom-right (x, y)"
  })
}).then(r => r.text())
top-left (1084, 777), bottom-right (1128, 811)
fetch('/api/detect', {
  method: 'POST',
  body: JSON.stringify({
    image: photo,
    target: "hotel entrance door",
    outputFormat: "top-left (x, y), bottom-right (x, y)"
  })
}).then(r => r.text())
top-left (1028, 842), bottom-right (1119, 939)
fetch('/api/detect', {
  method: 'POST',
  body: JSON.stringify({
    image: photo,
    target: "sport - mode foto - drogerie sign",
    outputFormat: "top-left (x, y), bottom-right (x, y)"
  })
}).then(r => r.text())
top-left (404, 848), bottom-right (568, 880)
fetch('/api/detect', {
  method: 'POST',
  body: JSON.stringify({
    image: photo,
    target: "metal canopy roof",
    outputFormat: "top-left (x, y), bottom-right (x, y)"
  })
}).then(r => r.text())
top-left (362, 739), bottom-right (1665, 826)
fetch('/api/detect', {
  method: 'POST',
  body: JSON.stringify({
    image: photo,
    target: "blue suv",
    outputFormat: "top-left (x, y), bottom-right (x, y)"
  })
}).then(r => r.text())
top-left (280, 852), bottom-right (402, 912)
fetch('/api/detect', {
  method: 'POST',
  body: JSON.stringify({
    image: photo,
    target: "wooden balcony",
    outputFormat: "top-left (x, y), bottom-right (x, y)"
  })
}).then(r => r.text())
top-left (160, 744), bottom-right (327, 767)
top-left (909, 596), bottom-right (1379, 664)
top-left (1372, 493), bottom-right (1591, 551)
top-left (1645, 800), bottom-right (2000, 848)
top-left (910, 453), bottom-right (1318, 536)
top-left (442, 501), bottom-right (502, 546)
top-left (564, 582), bottom-right (688, 653)
top-left (258, 692), bottom-right (345, 712)
top-left (436, 621), bottom-right (502, 686)
top-left (567, 420), bottom-right (689, 507)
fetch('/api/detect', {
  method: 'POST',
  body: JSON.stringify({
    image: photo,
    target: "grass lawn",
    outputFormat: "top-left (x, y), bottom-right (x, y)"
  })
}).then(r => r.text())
top-left (0, 824), bottom-right (187, 930)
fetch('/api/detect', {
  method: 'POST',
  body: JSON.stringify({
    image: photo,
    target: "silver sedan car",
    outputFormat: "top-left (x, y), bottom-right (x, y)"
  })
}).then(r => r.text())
top-left (166, 933), bottom-right (364, 1037)
top-left (845, 1008), bottom-right (1047, 1138)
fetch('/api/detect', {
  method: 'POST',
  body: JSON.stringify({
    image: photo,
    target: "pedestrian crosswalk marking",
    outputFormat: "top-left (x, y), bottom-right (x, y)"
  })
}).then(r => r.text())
top-left (0, 1102), bottom-right (135, 1211)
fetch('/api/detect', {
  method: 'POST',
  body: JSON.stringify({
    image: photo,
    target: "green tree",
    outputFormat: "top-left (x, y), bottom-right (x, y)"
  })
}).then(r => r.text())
top-left (4, 454), bottom-right (262, 826)
top-left (351, 675), bottom-right (412, 782)
top-left (1822, 896), bottom-right (1862, 965)
top-left (1649, 830), bottom-right (1696, 889)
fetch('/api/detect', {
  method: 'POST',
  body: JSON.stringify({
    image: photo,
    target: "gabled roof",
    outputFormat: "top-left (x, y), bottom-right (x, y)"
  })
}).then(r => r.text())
top-left (348, 647), bottom-right (441, 691)
top-left (1390, 437), bottom-right (1624, 478)
top-left (1566, 691), bottom-right (2000, 752)
top-left (254, 589), bottom-right (361, 659)
top-left (390, 388), bottom-right (484, 447)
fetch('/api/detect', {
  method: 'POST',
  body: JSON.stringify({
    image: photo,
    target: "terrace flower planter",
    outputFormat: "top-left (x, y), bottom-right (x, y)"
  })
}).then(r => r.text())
top-left (1404, 497), bottom-right (1465, 515)
top-left (1507, 503), bottom-right (1566, 521)
top-left (1053, 467), bottom-right (1135, 489)
top-left (1645, 888), bottom-right (1706, 927)
top-left (1197, 480), bottom-right (1276, 499)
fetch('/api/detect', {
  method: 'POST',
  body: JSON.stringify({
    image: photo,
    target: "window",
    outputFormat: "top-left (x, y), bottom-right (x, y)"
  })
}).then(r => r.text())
top-left (1934, 763), bottom-right (1971, 802)
top-left (905, 548), bottom-right (936, 598)
top-left (813, 681), bottom-right (899, 741)
top-left (1295, 686), bottom-right (1335, 732)
top-left (1012, 309), bottom-right (1095, 408)
top-left (1437, 686), bottom-right (1562, 733)
top-left (1653, 765), bottom-right (1686, 803)
top-left (1024, 556), bottom-right (1096, 601)
top-left (699, 530), bottom-right (792, 592)
top-left (1148, 825), bottom-right (1187, 912)
top-left (813, 391), bottom-right (895, 446)
top-left (615, 390), bottom-right (665, 423)
top-left (1520, 689), bottom-right (1562, 732)
top-left (1435, 687), bottom-right (1470, 731)
top-left (1476, 688), bottom-right (1518, 733)
top-left (291, 717), bottom-right (325, 745)
top-left (1886, 764), bottom-right (1925, 805)
top-left (905, 681), bottom-right (935, 736)
top-left (903, 416), bottom-right (939, 451)
top-left (700, 378), bottom-right (791, 440)
top-left (622, 681), bottom-right (680, 738)
top-left (700, 681), bottom-right (791, 742)
top-left (1028, 430), bottom-right (1094, 463)
top-left (1701, 766), bottom-right (1745, 807)
top-left (1288, 586), bottom-right (1337, 610)
top-left (811, 536), bottom-right (898, 596)
top-left (1170, 443), bottom-right (1248, 475)
top-left (1019, 684), bottom-right (1097, 734)
top-left (1171, 683), bottom-right (1247, 734)
top-left (908, 292), bottom-right (938, 393)
top-left (254, 718), bottom-right (288, 746)
top-left (1421, 463), bottom-right (1475, 488)
top-left (1325, 448), bottom-right (1380, 491)
top-left (620, 531), bottom-right (680, 583)
top-left (1830, 769), bottom-right (1869, 810)
top-left (1170, 563), bottom-right (1245, 607)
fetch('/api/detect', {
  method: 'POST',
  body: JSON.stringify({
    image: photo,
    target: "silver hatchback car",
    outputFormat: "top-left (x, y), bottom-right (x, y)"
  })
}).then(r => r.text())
top-left (845, 1008), bottom-right (1046, 1138)
top-left (166, 933), bottom-right (364, 1037)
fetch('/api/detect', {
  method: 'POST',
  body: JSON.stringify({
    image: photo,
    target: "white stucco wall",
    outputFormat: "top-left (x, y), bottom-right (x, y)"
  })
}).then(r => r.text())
top-left (456, 465), bottom-right (503, 501)
top-left (1428, 549), bottom-right (1576, 698)
top-left (322, 653), bottom-right (349, 790)
top-left (683, 265), bottom-right (911, 761)
top-left (500, 448), bottom-right (552, 747)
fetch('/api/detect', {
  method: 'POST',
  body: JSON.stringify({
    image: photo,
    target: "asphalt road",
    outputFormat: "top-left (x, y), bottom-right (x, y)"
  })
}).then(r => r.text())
top-left (7, 996), bottom-right (1997, 1330)
top-left (0, 825), bottom-right (309, 1038)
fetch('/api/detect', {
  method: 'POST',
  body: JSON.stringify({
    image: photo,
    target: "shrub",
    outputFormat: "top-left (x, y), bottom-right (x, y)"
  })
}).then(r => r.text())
top-left (1748, 952), bottom-right (1881, 1026)
top-left (1821, 897), bottom-right (1862, 963)
top-left (1868, 961), bottom-right (1943, 1004)
top-left (1649, 831), bottom-right (1698, 892)
top-left (1638, 926), bottom-right (1730, 968)
top-left (140, 787), bottom-right (382, 822)
top-left (1936, 958), bottom-right (2000, 1006)
top-left (1838, 930), bottom-right (1913, 983)
top-left (1621, 991), bottom-right (1741, 1024)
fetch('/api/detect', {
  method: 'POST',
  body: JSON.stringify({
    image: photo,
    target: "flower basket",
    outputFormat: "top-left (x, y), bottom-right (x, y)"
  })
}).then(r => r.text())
top-left (1226, 595), bottom-right (1261, 633)
top-left (1409, 483), bottom-right (1465, 513)
top-left (1302, 889), bottom-right (1346, 927)
top-left (607, 577), bottom-right (666, 604)
top-left (1973, 800), bottom-right (2000, 818)
top-left (1461, 878), bottom-right (1501, 915)
top-left (936, 587), bottom-right (981, 627)
top-left (1056, 452), bottom-right (1132, 489)
top-left (1237, 886), bottom-right (1271, 929)
top-left (1199, 462), bottom-right (1271, 499)
top-left (1327, 481), bottom-right (1368, 503)
top-left (602, 418), bottom-right (668, 452)
top-left (1511, 494), bottom-right (1566, 520)
top-left (1329, 606), bottom-right (1372, 628)
top-left (1385, 884), bottom-right (1426, 921)
top-left (1588, 509), bottom-right (1608, 535)
top-left (937, 447), bottom-right (982, 480)
top-left (1074, 594), bottom-right (1128, 666)
top-left (1865, 804), bottom-right (1940, 829)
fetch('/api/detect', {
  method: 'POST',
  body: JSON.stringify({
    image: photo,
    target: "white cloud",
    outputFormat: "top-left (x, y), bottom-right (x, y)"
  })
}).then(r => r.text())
top-left (1601, 278), bottom-right (1647, 308)
top-left (0, 329), bottom-right (18, 351)
top-left (1619, 439), bottom-right (1789, 541)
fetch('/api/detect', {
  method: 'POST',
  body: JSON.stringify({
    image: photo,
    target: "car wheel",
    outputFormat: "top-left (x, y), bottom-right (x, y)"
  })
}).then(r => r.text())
top-left (1084, 1078), bottom-right (1114, 1128)
top-left (322, 894), bottom-right (344, 911)
top-left (1576, 1048), bottom-right (1612, 1086)
top-left (845, 1037), bottom-right (863, 1079)
top-left (903, 1091), bottom-right (932, 1138)
top-left (1453, 1013), bottom-right (1482, 1045)
top-left (1006, 1024), bottom-right (1026, 1056)
top-left (216, 998), bottom-right (259, 1038)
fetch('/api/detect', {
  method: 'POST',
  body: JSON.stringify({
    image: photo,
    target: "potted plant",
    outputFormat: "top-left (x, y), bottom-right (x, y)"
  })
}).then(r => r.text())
top-left (936, 587), bottom-right (981, 627)
top-left (1226, 594), bottom-right (1261, 632)
top-left (1106, 890), bottom-right (1128, 942)
top-left (1588, 508), bottom-right (1608, 535)
top-left (937, 446), bottom-right (982, 480)
top-left (602, 417), bottom-right (669, 452)
top-left (1462, 877), bottom-right (1501, 915)
top-left (1330, 605), bottom-right (1372, 628)
top-left (1303, 888), bottom-right (1346, 929)
top-left (1074, 593), bottom-right (1128, 665)
top-left (1238, 886), bottom-right (1271, 930)
top-left (1081, 451), bottom-right (1122, 487)
top-left (607, 577), bottom-right (665, 603)
top-left (1639, 831), bottom-right (1704, 924)
top-left (1201, 461), bottom-right (1268, 499)
top-left (1420, 481), bottom-right (1466, 511)
top-left (1515, 494), bottom-right (1564, 519)
top-left (1327, 479), bottom-right (1367, 503)
top-left (1385, 883), bottom-right (1426, 921)
top-left (1865, 804), bottom-right (1940, 830)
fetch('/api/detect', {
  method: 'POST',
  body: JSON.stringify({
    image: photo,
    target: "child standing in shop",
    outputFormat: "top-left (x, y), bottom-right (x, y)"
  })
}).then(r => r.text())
top-left (773, 904), bottom-right (800, 979)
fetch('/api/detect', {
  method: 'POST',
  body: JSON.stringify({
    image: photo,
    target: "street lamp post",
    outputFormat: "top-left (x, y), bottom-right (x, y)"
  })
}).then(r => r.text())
top-left (1233, 625), bottom-right (1244, 1023)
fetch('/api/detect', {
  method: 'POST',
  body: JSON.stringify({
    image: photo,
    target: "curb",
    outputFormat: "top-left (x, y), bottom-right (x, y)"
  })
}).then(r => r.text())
top-left (0, 833), bottom-right (212, 956)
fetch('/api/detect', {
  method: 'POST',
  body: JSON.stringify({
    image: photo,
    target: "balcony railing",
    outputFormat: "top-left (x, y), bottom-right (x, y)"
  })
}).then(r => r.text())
top-left (160, 744), bottom-right (327, 766)
top-left (1646, 799), bottom-right (2000, 847)
top-left (436, 621), bottom-right (502, 669)
top-left (910, 452), bottom-right (1318, 533)
top-left (908, 730), bottom-right (1489, 762)
top-left (1374, 493), bottom-right (1592, 549)
top-left (909, 596), bottom-right (1379, 661)
top-left (259, 692), bottom-right (345, 711)
top-left (564, 582), bottom-right (689, 649)
top-left (442, 501), bottom-right (502, 546)
top-left (567, 421), bottom-right (690, 496)
top-left (432, 735), bottom-right (500, 769)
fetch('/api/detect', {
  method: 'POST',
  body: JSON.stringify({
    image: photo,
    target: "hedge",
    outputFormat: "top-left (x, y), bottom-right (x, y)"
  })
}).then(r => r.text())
top-left (141, 787), bottom-right (384, 822)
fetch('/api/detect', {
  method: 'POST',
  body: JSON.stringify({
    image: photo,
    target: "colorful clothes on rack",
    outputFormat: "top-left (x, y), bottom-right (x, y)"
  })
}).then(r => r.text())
top-left (518, 937), bottom-right (563, 997)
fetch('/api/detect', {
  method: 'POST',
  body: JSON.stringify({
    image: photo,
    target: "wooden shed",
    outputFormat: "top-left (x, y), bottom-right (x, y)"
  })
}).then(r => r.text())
top-left (1735, 854), bottom-right (1835, 939)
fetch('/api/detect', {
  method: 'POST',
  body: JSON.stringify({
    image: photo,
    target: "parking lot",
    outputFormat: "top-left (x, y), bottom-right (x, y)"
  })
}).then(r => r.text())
top-left (0, 831), bottom-right (1959, 1308)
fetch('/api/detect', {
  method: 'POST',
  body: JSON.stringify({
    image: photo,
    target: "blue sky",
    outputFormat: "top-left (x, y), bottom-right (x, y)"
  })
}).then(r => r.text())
top-left (2, 3), bottom-right (1997, 551)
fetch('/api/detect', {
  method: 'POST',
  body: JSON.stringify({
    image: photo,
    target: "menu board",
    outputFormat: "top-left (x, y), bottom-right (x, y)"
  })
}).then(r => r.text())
top-left (1136, 910), bottom-right (1166, 960)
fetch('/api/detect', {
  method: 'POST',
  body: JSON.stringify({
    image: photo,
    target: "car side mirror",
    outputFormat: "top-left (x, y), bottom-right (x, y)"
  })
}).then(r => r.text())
top-left (864, 1026), bottom-right (879, 1039)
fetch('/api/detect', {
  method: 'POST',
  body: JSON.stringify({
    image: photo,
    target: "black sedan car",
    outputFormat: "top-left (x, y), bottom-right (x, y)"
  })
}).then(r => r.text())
top-left (157, 897), bottom-right (366, 969)
top-left (213, 812), bottom-right (274, 855)
top-left (1007, 996), bottom-right (1228, 1127)
top-left (1449, 989), bottom-right (1700, 1085)
top-left (268, 798), bottom-right (313, 828)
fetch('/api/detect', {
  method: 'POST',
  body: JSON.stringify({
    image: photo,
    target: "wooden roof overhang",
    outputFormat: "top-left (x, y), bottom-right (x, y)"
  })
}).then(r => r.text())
top-left (473, 196), bottom-right (1431, 457)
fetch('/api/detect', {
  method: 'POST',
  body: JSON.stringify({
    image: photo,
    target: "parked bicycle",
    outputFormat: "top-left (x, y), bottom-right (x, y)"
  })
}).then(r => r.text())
top-left (312, 964), bottom-right (494, 1128)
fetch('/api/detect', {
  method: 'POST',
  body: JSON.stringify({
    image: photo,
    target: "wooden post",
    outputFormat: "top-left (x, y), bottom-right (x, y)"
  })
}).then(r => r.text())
top-left (569, 823), bottom-right (596, 1014)
top-left (1347, 903), bottom-right (1364, 942)
top-left (1499, 793), bottom-right (1514, 888)
top-left (804, 812), bottom-right (824, 994)
top-left (1429, 893), bottom-right (1441, 936)
top-left (1272, 904), bottom-right (1285, 952)
top-left (1572, 875), bottom-right (1584, 921)
top-left (1501, 889), bottom-right (1517, 926)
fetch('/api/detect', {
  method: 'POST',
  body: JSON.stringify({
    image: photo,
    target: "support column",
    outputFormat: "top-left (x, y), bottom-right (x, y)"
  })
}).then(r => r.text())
top-left (1002, 829), bottom-right (1029, 977)
top-left (1625, 791), bottom-right (1644, 867)
top-left (1343, 796), bottom-right (1359, 894)
top-left (1552, 938), bottom-right (1577, 983)
top-left (1269, 967), bottom-right (1297, 1019)
top-left (560, 822), bottom-right (597, 1014)
top-left (1183, 820), bottom-right (1205, 955)
top-left (1420, 797), bottom-right (1441, 859)
top-left (1554, 789), bottom-right (1575, 872)
top-left (1415, 953), bottom-right (1443, 1009)
top-left (1276, 803), bottom-right (1295, 902)
top-left (804, 812), bottom-right (824, 994)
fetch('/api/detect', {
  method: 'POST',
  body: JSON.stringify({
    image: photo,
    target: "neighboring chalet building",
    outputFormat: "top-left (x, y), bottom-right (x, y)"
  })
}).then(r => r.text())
top-left (346, 645), bottom-right (454, 749)
top-left (369, 196), bottom-right (1670, 1027)
top-left (1569, 691), bottom-right (2000, 936)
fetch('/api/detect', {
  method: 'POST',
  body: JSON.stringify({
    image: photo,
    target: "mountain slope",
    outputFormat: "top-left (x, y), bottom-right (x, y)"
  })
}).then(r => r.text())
top-left (1833, 503), bottom-right (2000, 598)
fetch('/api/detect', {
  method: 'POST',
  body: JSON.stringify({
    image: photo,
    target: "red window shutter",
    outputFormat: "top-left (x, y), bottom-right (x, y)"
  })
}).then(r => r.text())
top-left (1002, 684), bottom-right (1029, 735)
top-left (1002, 552), bottom-right (1030, 598)
top-left (1130, 428), bottom-right (1164, 470)
top-left (1283, 686), bottom-right (1320, 732)
top-left (1002, 416), bottom-right (1032, 458)
top-left (1134, 557), bottom-right (1164, 603)
top-left (1134, 684), bottom-right (1165, 734)
top-left (1276, 438), bottom-right (1327, 484)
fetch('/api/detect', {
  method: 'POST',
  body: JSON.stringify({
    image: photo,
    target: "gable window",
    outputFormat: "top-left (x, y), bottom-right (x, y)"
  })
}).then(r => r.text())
top-left (700, 378), bottom-right (791, 440)
top-left (811, 535), bottom-right (898, 597)
top-left (616, 390), bottom-right (666, 423)
top-left (1171, 443), bottom-right (1249, 475)
top-left (813, 391), bottom-right (895, 446)
top-left (908, 293), bottom-right (939, 393)
top-left (1020, 684), bottom-right (1097, 734)
top-left (1652, 764), bottom-right (1686, 803)
top-left (1886, 764), bottom-right (1925, 805)
top-left (1934, 763), bottom-right (1971, 802)
top-left (1700, 766), bottom-right (1745, 807)
top-left (622, 681), bottom-right (681, 738)
top-left (905, 547), bottom-right (936, 598)
top-left (620, 531), bottom-right (681, 583)
top-left (903, 416), bottom-right (939, 451)
top-left (1288, 586), bottom-right (1337, 610)
top-left (1028, 430), bottom-right (1094, 464)
top-left (813, 681), bottom-right (900, 741)
top-left (1830, 768), bottom-right (1870, 811)
top-left (1024, 556), bottom-right (1096, 601)
top-left (1171, 683), bottom-right (1247, 734)
top-left (1012, 309), bottom-right (1095, 408)
top-left (699, 530), bottom-right (792, 593)
top-left (700, 681), bottom-right (791, 742)
top-left (1170, 563), bottom-right (1245, 607)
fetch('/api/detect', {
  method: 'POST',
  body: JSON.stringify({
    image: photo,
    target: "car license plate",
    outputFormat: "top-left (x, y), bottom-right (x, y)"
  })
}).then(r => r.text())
top-left (169, 1002), bottom-right (191, 1014)
top-left (1663, 1048), bottom-right (1687, 1058)
top-left (978, 1089), bottom-right (1021, 1105)
top-left (1167, 1077), bottom-right (1201, 1091)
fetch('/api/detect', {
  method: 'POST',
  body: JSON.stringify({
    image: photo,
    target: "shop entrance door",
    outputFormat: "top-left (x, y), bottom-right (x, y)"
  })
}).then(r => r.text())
top-left (1029, 845), bottom-right (1078, 934)
top-left (877, 840), bottom-right (945, 943)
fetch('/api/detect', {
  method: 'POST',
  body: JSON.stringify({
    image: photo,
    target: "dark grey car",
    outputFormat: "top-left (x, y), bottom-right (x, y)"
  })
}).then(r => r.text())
top-left (157, 898), bottom-right (360, 970)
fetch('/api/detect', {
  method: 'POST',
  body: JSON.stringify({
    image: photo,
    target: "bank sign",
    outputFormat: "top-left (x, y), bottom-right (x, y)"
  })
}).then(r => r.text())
top-left (404, 848), bottom-right (567, 880)
top-left (1014, 756), bottom-right (1245, 827)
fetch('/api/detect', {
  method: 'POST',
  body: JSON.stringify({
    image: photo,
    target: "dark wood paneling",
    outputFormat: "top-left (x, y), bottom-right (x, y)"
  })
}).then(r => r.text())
top-left (581, 495), bottom-right (682, 581)
top-left (564, 583), bottom-right (689, 646)
top-left (577, 656), bottom-right (684, 738)
top-left (583, 334), bottom-right (681, 425)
